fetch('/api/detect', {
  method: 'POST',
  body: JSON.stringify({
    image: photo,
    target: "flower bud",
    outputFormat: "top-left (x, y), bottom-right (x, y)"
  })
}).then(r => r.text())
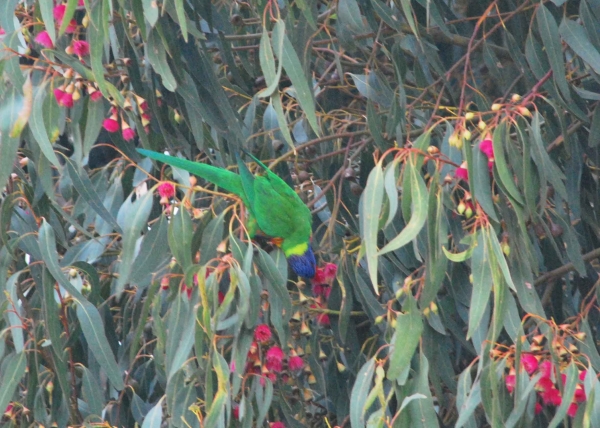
top-left (478, 120), bottom-right (486, 131)
top-left (518, 106), bottom-right (532, 117)
top-left (465, 112), bottom-right (474, 120)
top-left (457, 201), bottom-right (466, 215)
top-left (491, 103), bottom-right (502, 111)
top-left (511, 93), bottom-right (521, 102)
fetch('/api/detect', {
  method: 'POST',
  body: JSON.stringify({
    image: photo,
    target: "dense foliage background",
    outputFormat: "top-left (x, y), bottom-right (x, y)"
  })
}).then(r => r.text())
top-left (1, 0), bottom-right (599, 426)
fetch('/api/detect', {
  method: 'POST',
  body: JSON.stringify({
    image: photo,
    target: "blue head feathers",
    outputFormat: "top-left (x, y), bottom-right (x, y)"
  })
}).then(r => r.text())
top-left (287, 246), bottom-right (316, 278)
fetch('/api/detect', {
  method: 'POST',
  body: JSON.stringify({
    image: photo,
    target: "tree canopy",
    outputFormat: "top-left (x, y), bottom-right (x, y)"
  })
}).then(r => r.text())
top-left (0, 0), bottom-right (599, 427)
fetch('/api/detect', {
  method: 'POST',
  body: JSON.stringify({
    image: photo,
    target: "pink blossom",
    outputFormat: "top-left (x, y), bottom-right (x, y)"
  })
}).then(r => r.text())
top-left (323, 263), bottom-right (337, 279)
top-left (574, 387), bottom-right (586, 403)
top-left (35, 30), bottom-right (54, 48)
top-left (72, 40), bottom-right (89, 56)
top-left (78, 0), bottom-right (85, 5)
top-left (567, 402), bottom-right (578, 417)
top-left (487, 160), bottom-right (494, 172)
top-left (537, 376), bottom-right (554, 392)
top-left (479, 139), bottom-right (494, 159)
top-left (54, 88), bottom-right (66, 104)
top-left (122, 127), bottom-right (136, 141)
top-left (102, 118), bottom-right (120, 133)
top-left (0, 28), bottom-right (5, 36)
top-left (312, 268), bottom-right (326, 285)
top-left (288, 355), bottom-right (303, 371)
top-left (53, 4), bottom-right (66, 20)
top-left (505, 374), bottom-right (516, 393)
top-left (265, 346), bottom-right (284, 372)
top-left (312, 283), bottom-right (331, 299)
top-left (254, 324), bottom-right (272, 343)
top-left (540, 387), bottom-right (562, 406)
top-left (534, 402), bottom-right (543, 415)
top-left (579, 370), bottom-right (587, 382)
top-left (232, 404), bottom-right (239, 420)
top-left (270, 423), bottom-right (285, 428)
top-left (59, 92), bottom-right (74, 108)
top-left (157, 182), bottom-right (175, 199)
top-left (89, 89), bottom-right (102, 102)
top-left (521, 353), bottom-right (538, 375)
top-left (539, 360), bottom-right (553, 378)
top-left (455, 166), bottom-right (468, 182)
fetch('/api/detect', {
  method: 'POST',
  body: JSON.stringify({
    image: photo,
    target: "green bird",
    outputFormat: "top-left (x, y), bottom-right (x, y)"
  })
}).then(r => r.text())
top-left (137, 148), bottom-right (316, 278)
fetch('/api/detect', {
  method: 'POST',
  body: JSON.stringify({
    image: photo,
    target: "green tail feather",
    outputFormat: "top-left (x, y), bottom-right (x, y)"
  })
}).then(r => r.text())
top-left (137, 148), bottom-right (245, 198)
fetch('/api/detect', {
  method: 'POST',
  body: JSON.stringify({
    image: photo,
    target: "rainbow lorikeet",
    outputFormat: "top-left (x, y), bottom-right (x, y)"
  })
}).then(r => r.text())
top-left (137, 148), bottom-right (316, 278)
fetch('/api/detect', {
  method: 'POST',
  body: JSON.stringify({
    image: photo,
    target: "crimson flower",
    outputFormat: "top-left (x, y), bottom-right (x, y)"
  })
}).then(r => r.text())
top-left (455, 164), bottom-right (468, 182)
top-left (102, 118), bottom-right (119, 133)
top-left (72, 40), bottom-right (90, 56)
top-left (271, 423), bottom-right (286, 428)
top-left (540, 387), bottom-right (562, 406)
top-left (505, 374), bottom-right (516, 393)
top-left (479, 139), bottom-right (494, 159)
top-left (535, 402), bottom-right (543, 415)
top-left (254, 324), bottom-right (272, 343)
top-left (567, 402), bottom-right (578, 417)
top-left (265, 346), bottom-right (284, 372)
top-left (323, 262), bottom-right (337, 279)
top-left (158, 182), bottom-right (175, 199)
top-left (35, 30), bottom-right (54, 48)
top-left (89, 89), bottom-right (102, 102)
top-left (574, 387), bottom-right (586, 403)
top-left (521, 353), bottom-right (538, 375)
top-left (122, 127), bottom-right (136, 141)
top-left (288, 355), bottom-right (303, 371)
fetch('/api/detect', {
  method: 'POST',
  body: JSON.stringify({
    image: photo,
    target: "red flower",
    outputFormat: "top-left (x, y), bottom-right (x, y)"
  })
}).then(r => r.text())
top-left (254, 324), bottom-right (272, 343)
top-left (232, 404), bottom-right (239, 420)
top-left (521, 353), bottom-right (538, 375)
top-left (78, 0), bottom-right (85, 5)
top-left (103, 118), bottom-right (120, 133)
top-left (505, 374), bottom-right (516, 393)
top-left (89, 89), bottom-right (102, 102)
top-left (540, 387), bottom-right (562, 406)
top-left (270, 423), bottom-right (285, 428)
top-left (535, 402), bottom-right (543, 415)
top-left (72, 40), bottom-right (90, 56)
top-left (59, 92), bottom-right (74, 108)
top-left (539, 360), bottom-right (553, 378)
top-left (0, 27), bottom-right (5, 36)
top-left (54, 88), bottom-right (66, 104)
top-left (455, 164), bottom-right (468, 182)
top-left (35, 30), bottom-right (54, 48)
top-left (574, 387), bottom-right (586, 403)
top-left (479, 139), bottom-right (494, 159)
top-left (313, 267), bottom-right (326, 285)
top-left (122, 127), bottom-right (136, 141)
top-left (323, 262), bottom-right (337, 279)
top-left (579, 370), bottom-right (587, 382)
top-left (218, 291), bottom-right (224, 304)
top-left (288, 355), bottom-right (303, 371)
top-left (53, 4), bottom-right (66, 20)
top-left (158, 182), bottom-right (175, 199)
top-left (537, 376), bottom-right (554, 392)
top-left (312, 283), bottom-right (331, 299)
top-left (265, 346), bottom-right (284, 372)
top-left (567, 402), bottom-right (578, 417)
top-left (487, 160), bottom-right (494, 172)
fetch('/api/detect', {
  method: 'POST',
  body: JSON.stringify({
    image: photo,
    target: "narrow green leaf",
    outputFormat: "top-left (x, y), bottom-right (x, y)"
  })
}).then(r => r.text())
top-left (81, 366), bottom-right (104, 416)
top-left (142, 0), bottom-right (159, 27)
top-left (0, 133), bottom-right (19, 207)
top-left (548, 363), bottom-right (579, 428)
top-left (168, 204), bottom-right (194, 270)
top-left (560, 19), bottom-right (600, 74)
top-left (166, 293), bottom-right (196, 381)
top-left (467, 230), bottom-right (492, 339)
top-left (76, 299), bottom-right (125, 389)
top-left (350, 358), bottom-right (376, 428)
top-left (146, 30), bottom-right (177, 92)
top-left (486, 228), bottom-right (517, 292)
top-left (492, 124), bottom-right (524, 205)
top-left (257, 21), bottom-right (284, 98)
top-left (271, 29), bottom-right (320, 136)
top-left (338, 0), bottom-right (367, 35)
top-left (383, 159), bottom-right (399, 228)
top-left (270, 94), bottom-right (295, 150)
top-left (536, 5), bottom-right (571, 101)
top-left (30, 83), bottom-right (61, 168)
top-left (64, 158), bottom-right (122, 233)
top-left (379, 158), bottom-right (428, 255)
top-left (115, 191), bottom-right (153, 296)
top-left (0, 351), bottom-right (27, 417)
top-left (142, 396), bottom-right (164, 428)
top-left (57, 0), bottom-right (78, 36)
top-left (5, 272), bottom-right (24, 353)
top-left (360, 162), bottom-right (384, 293)
top-left (38, 0), bottom-right (56, 44)
top-left (198, 211), bottom-right (225, 266)
top-left (397, 0), bottom-right (419, 38)
top-left (387, 295), bottom-right (423, 380)
top-left (174, 0), bottom-right (188, 42)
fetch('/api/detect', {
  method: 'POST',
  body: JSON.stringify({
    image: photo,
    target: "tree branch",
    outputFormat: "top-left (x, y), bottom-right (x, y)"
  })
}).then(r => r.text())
top-left (534, 247), bottom-right (600, 286)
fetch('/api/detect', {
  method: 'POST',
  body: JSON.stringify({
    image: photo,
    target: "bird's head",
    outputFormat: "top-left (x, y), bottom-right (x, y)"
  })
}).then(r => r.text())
top-left (287, 245), bottom-right (316, 278)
